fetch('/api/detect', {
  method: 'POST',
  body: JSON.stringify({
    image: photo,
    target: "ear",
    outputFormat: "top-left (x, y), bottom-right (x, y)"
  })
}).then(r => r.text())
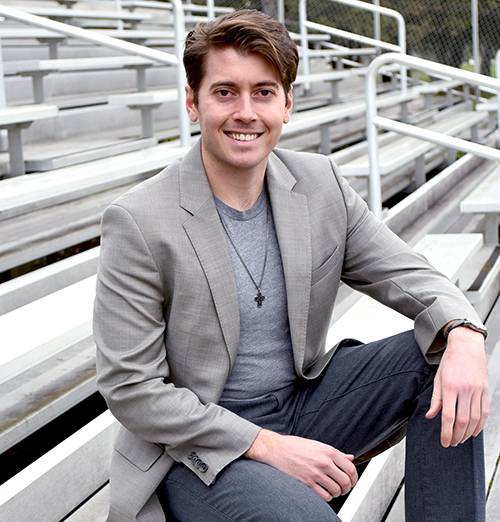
top-left (185, 85), bottom-right (199, 123)
top-left (283, 89), bottom-right (293, 124)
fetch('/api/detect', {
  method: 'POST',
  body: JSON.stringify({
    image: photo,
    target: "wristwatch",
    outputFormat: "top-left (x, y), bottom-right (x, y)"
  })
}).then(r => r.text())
top-left (444, 319), bottom-right (488, 341)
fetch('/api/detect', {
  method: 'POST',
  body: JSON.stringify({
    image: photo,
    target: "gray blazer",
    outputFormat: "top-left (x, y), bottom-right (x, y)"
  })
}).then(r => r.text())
top-left (94, 141), bottom-right (479, 521)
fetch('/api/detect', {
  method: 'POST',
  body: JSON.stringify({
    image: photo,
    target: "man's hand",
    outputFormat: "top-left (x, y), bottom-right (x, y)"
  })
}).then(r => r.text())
top-left (426, 326), bottom-right (489, 448)
top-left (244, 429), bottom-right (358, 502)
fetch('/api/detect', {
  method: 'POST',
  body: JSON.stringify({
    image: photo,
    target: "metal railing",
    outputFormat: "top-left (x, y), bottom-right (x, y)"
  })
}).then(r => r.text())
top-left (366, 53), bottom-right (500, 220)
top-left (495, 49), bottom-right (500, 141)
top-left (0, 4), bottom-right (191, 146)
top-left (114, 0), bottom-right (230, 20)
top-left (299, 0), bottom-right (406, 90)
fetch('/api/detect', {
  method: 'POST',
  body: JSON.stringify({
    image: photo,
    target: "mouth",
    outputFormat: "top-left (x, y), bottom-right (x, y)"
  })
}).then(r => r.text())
top-left (225, 132), bottom-right (262, 142)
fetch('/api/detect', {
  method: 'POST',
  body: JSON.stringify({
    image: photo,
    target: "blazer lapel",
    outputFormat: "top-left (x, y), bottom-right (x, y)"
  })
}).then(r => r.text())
top-left (177, 144), bottom-right (313, 376)
top-left (267, 153), bottom-right (312, 375)
top-left (179, 142), bottom-right (240, 368)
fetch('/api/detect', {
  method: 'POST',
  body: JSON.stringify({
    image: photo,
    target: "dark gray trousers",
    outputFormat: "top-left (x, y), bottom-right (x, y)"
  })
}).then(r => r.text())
top-left (161, 331), bottom-right (486, 521)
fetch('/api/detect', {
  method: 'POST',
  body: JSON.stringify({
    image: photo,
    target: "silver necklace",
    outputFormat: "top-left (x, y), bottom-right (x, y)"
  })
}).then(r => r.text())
top-left (217, 197), bottom-right (269, 308)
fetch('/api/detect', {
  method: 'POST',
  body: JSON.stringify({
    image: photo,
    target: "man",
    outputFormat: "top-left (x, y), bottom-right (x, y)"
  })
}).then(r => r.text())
top-left (94, 10), bottom-right (489, 522)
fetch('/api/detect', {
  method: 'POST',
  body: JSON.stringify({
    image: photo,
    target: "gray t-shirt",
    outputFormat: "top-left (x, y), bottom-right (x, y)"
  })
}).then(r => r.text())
top-left (216, 189), bottom-right (296, 401)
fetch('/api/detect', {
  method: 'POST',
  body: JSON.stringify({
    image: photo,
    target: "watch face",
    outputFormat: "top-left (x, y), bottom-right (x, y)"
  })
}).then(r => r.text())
top-left (468, 319), bottom-right (482, 328)
top-left (464, 319), bottom-right (487, 336)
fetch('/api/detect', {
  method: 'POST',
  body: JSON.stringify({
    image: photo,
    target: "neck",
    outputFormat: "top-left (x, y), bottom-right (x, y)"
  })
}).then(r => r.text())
top-left (206, 167), bottom-right (266, 211)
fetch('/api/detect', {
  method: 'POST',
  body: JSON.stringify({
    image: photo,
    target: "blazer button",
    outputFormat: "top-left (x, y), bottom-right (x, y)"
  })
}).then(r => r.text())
top-left (187, 451), bottom-right (208, 473)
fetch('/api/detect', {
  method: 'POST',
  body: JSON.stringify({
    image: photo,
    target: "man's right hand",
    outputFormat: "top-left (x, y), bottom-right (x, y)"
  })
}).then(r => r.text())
top-left (244, 429), bottom-right (358, 502)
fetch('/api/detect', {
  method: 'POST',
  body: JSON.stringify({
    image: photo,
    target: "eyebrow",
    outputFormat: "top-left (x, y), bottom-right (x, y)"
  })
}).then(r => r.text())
top-left (208, 80), bottom-right (282, 91)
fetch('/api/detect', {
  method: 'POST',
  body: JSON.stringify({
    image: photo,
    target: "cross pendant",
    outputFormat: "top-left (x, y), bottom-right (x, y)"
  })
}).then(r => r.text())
top-left (254, 291), bottom-right (265, 308)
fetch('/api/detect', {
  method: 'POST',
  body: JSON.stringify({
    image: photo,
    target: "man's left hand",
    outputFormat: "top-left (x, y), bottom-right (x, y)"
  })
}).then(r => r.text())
top-left (426, 326), bottom-right (489, 447)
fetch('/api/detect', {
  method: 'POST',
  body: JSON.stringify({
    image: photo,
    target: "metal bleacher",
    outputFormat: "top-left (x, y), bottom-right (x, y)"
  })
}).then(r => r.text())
top-left (0, 1), bottom-right (500, 521)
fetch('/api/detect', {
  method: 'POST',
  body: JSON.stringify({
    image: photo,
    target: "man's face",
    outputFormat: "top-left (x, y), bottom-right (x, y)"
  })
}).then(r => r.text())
top-left (185, 47), bottom-right (293, 179)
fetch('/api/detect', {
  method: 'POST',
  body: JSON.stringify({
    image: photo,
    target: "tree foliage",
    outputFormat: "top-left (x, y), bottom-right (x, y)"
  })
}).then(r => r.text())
top-left (212, 0), bottom-right (500, 73)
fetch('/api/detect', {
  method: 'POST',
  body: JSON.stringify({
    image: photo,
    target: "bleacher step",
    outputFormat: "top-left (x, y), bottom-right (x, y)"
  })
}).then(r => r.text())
top-left (25, 136), bottom-right (158, 172)
top-left (0, 275), bottom-right (95, 385)
top-left (0, 191), bottom-right (105, 273)
top-left (63, 484), bottom-right (109, 522)
top-left (338, 442), bottom-right (405, 522)
top-left (0, 141), bottom-right (190, 220)
top-left (0, 247), bottom-right (99, 315)
top-left (465, 245), bottom-right (500, 320)
top-left (0, 336), bottom-right (96, 452)
top-left (326, 233), bottom-right (484, 348)
top-left (0, 410), bottom-right (118, 522)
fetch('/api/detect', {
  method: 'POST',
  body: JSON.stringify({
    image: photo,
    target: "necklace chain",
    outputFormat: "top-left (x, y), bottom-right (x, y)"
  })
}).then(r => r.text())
top-left (217, 197), bottom-right (269, 308)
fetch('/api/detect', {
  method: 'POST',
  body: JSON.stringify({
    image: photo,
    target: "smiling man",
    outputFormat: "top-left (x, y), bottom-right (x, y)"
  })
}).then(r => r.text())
top-left (185, 48), bottom-right (292, 192)
top-left (94, 10), bottom-right (489, 522)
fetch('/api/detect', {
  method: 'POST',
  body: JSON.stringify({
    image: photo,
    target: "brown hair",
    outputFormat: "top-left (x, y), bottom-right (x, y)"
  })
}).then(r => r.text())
top-left (183, 9), bottom-right (299, 103)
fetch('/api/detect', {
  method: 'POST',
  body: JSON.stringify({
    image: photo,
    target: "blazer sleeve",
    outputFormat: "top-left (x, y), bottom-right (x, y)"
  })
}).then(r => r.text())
top-left (93, 203), bottom-right (260, 486)
top-left (330, 161), bottom-right (482, 362)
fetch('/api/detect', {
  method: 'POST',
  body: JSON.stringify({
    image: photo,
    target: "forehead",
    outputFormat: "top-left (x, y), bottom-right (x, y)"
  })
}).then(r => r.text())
top-left (201, 47), bottom-right (283, 89)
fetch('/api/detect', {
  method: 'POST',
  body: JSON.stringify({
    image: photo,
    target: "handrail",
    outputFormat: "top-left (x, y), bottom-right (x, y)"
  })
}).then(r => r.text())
top-left (0, 4), bottom-right (191, 146)
top-left (366, 53), bottom-right (500, 220)
top-left (299, 0), bottom-right (406, 90)
top-left (118, 0), bottom-right (234, 17)
top-left (305, 21), bottom-right (403, 54)
top-left (116, 0), bottom-right (222, 19)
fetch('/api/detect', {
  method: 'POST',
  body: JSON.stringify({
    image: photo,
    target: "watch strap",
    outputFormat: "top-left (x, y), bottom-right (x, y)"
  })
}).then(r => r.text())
top-left (445, 319), bottom-right (488, 341)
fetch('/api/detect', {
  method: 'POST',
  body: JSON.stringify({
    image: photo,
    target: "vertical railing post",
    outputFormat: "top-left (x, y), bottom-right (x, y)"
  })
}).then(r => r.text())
top-left (372, 0), bottom-right (381, 55)
top-left (299, 0), bottom-right (310, 91)
top-left (366, 61), bottom-right (382, 220)
top-left (496, 50), bottom-right (500, 148)
top-left (206, 0), bottom-right (215, 20)
top-left (114, 0), bottom-right (124, 31)
top-left (0, 38), bottom-right (7, 151)
top-left (472, 0), bottom-right (479, 74)
top-left (396, 11), bottom-right (406, 91)
top-left (171, 0), bottom-right (190, 147)
top-left (277, 0), bottom-right (285, 24)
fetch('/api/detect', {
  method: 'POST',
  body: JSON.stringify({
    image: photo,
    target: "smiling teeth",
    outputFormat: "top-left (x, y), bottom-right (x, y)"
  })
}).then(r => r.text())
top-left (228, 133), bottom-right (259, 141)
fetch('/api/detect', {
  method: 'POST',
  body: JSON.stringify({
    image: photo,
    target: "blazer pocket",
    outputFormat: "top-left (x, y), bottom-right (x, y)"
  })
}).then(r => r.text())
top-left (311, 246), bottom-right (341, 286)
top-left (114, 427), bottom-right (165, 472)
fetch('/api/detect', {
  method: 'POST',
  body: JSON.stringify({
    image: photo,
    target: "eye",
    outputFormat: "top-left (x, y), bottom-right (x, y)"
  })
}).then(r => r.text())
top-left (259, 89), bottom-right (273, 97)
top-left (216, 89), bottom-right (232, 98)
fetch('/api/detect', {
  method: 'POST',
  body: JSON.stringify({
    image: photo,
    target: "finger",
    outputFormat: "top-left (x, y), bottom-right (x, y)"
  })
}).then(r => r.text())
top-left (472, 389), bottom-right (489, 438)
top-left (460, 390), bottom-right (483, 444)
top-left (326, 470), bottom-right (355, 496)
top-left (306, 467), bottom-right (343, 500)
top-left (331, 452), bottom-right (358, 489)
top-left (426, 372), bottom-right (443, 420)
top-left (315, 476), bottom-right (342, 499)
top-left (440, 387), bottom-right (458, 448)
top-left (450, 390), bottom-right (472, 446)
top-left (312, 485), bottom-right (334, 502)
top-left (426, 394), bottom-right (442, 420)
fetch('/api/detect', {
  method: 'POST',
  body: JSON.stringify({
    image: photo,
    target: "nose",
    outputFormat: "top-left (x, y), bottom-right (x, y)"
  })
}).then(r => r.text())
top-left (234, 93), bottom-right (257, 122)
